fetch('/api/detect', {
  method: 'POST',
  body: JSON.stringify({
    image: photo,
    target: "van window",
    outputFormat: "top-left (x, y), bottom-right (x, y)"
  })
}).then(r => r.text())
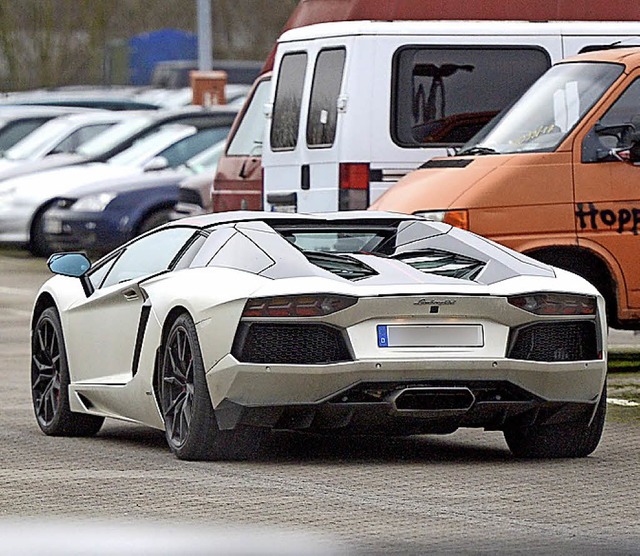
top-left (271, 52), bottom-right (307, 151)
top-left (598, 78), bottom-right (640, 129)
top-left (582, 78), bottom-right (640, 160)
top-left (306, 48), bottom-right (346, 148)
top-left (227, 77), bottom-right (272, 156)
top-left (392, 46), bottom-right (551, 147)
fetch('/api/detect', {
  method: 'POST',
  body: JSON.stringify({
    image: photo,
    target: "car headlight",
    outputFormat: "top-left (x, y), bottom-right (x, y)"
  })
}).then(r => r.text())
top-left (70, 192), bottom-right (117, 212)
top-left (414, 209), bottom-right (469, 230)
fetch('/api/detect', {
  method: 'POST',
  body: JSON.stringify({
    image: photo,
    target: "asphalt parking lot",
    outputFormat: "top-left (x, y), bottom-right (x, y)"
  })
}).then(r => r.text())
top-left (1, 248), bottom-right (639, 555)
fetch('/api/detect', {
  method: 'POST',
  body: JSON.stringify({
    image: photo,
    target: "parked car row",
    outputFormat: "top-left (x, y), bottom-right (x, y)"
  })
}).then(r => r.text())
top-left (0, 83), bottom-right (250, 112)
top-left (0, 102), bottom-right (238, 256)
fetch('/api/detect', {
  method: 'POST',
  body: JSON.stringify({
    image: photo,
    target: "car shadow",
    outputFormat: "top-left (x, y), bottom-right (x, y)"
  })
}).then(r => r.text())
top-left (94, 423), bottom-right (514, 463)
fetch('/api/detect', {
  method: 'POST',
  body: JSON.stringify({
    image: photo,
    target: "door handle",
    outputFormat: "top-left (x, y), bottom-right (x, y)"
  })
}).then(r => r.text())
top-left (122, 289), bottom-right (139, 301)
top-left (239, 159), bottom-right (248, 179)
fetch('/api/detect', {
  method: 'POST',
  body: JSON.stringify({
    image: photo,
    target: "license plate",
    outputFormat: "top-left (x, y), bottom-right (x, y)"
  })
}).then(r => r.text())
top-left (270, 204), bottom-right (297, 213)
top-left (377, 324), bottom-right (484, 348)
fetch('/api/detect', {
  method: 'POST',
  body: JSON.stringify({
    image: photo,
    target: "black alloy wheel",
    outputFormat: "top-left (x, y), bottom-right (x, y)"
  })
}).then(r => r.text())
top-left (161, 318), bottom-right (196, 449)
top-left (503, 380), bottom-right (607, 458)
top-left (160, 313), bottom-right (266, 461)
top-left (31, 307), bottom-right (104, 436)
top-left (32, 311), bottom-right (62, 428)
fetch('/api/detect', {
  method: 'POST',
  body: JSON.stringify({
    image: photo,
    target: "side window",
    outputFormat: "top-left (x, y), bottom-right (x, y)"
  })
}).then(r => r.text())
top-left (51, 123), bottom-right (113, 154)
top-left (583, 78), bottom-right (640, 160)
top-left (270, 52), bottom-right (307, 151)
top-left (99, 227), bottom-right (196, 289)
top-left (0, 118), bottom-right (49, 151)
top-left (88, 255), bottom-right (118, 290)
top-left (207, 232), bottom-right (274, 273)
top-left (392, 46), bottom-right (551, 147)
top-left (158, 126), bottom-right (230, 167)
top-left (189, 225), bottom-right (274, 274)
top-left (598, 78), bottom-right (640, 131)
top-left (306, 48), bottom-right (346, 148)
top-left (227, 77), bottom-right (272, 156)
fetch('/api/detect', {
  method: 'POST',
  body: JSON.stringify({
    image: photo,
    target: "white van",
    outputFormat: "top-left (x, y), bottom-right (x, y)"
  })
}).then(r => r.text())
top-left (262, 20), bottom-right (640, 212)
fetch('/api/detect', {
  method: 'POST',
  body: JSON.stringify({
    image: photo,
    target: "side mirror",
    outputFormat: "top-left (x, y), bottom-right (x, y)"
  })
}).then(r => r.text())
top-left (47, 252), bottom-right (91, 277)
top-left (47, 252), bottom-right (93, 296)
top-left (629, 138), bottom-right (640, 163)
top-left (143, 156), bottom-right (169, 172)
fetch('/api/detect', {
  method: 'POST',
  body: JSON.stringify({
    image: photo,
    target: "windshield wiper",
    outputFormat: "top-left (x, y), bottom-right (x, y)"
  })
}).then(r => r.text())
top-left (457, 145), bottom-right (499, 156)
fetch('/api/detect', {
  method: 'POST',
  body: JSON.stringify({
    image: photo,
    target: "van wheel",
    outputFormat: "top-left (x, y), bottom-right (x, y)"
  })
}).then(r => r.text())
top-left (503, 382), bottom-right (606, 458)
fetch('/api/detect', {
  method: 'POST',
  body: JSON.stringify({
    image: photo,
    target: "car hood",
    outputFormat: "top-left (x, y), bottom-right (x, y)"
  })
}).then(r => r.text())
top-left (1, 163), bottom-right (143, 203)
top-left (61, 168), bottom-right (190, 199)
top-left (370, 155), bottom-right (512, 213)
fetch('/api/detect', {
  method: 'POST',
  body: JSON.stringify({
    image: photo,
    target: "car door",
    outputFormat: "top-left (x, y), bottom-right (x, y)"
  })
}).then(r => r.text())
top-left (63, 226), bottom-right (197, 384)
top-left (213, 73), bottom-right (271, 211)
top-left (574, 72), bottom-right (640, 313)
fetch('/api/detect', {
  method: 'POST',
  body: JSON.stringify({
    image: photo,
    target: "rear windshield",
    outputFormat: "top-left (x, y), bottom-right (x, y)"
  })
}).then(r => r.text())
top-left (392, 46), bottom-right (551, 147)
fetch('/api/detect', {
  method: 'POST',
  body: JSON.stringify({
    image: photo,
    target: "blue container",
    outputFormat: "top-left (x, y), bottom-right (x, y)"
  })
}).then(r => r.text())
top-left (129, 29), bottom-right (198, 86)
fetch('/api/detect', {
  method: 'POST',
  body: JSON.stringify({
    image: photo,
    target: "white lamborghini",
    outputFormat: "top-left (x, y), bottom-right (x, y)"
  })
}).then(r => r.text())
top-left (31, 211), bottom-right (607, 460)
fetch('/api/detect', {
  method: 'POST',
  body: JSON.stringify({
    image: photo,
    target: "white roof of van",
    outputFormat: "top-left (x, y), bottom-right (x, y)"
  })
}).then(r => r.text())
top-left (278, 19), bottom-right (640, 42)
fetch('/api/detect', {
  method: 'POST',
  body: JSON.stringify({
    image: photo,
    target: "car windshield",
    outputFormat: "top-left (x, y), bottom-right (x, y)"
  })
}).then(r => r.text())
top-left (458, 62), bottom-right (624, 155)
top-left (182, 138), bottom-right (227, 173)
top-left (3, 118), bottom-right (71, 160)
top-left (107, 124), bottom-right (195, 167)
top-left (76, 115), bottom-right (154, 158)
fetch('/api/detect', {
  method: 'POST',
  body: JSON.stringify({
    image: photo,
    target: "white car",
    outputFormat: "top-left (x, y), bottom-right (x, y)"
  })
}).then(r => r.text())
top-left (31, 212), bottom-right (607, 461)
top-left (0, 110), bottom-right (127, 169)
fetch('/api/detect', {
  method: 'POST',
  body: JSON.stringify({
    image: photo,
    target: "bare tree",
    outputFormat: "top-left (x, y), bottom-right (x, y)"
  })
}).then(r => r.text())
top-left (0, 0), bottom-right (297, 90)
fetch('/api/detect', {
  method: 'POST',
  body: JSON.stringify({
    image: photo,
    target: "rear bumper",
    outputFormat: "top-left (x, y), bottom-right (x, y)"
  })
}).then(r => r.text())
top-left (206, 355), bottom-right (606, 430)
top-left (213, 377), bottom-right (600, 433)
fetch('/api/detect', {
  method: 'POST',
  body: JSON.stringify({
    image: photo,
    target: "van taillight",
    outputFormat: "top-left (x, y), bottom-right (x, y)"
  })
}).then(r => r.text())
top-left (339, 163), bottom-right (370, 210)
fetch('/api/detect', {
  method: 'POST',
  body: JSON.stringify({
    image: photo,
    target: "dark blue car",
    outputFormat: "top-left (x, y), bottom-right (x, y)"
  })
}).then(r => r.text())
top-left (42, 140), bottom-right (225, 254)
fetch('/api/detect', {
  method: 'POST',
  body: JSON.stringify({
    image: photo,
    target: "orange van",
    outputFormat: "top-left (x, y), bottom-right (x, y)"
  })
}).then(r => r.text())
top-left (372, 48), bottom-right (640, 329)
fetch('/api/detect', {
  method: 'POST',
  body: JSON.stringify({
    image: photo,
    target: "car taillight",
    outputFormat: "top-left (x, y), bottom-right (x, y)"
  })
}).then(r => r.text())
top-left (242, 295), bottom-right (357, 317)
top-left (508, 293), bottom-right (596, 316)
top-left (339, 163), bottom-right (369, 210)
top-left (415, 209), bottom-right (469, 230)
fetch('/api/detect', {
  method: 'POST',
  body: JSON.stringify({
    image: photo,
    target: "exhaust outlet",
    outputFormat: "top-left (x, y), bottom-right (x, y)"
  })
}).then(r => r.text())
top-left (389, 387), bottom-right (475, 416)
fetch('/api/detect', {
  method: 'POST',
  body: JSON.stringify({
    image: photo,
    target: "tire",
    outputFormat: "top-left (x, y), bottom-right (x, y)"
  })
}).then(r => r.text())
top-left (137, 208), bottom-right (173, 236)
top-left (503, 381), bottom-right (607, 459)
top-left (160, 313), bottom-right (265, 461)
top-left (31, 307), bottom-right (105, 436)
top-left (29, 212), bottom-right (53, 258)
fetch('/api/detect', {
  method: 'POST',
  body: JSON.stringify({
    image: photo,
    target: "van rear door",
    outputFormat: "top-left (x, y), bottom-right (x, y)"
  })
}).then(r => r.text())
top-left (265, 37), bottom-right (353, 213)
